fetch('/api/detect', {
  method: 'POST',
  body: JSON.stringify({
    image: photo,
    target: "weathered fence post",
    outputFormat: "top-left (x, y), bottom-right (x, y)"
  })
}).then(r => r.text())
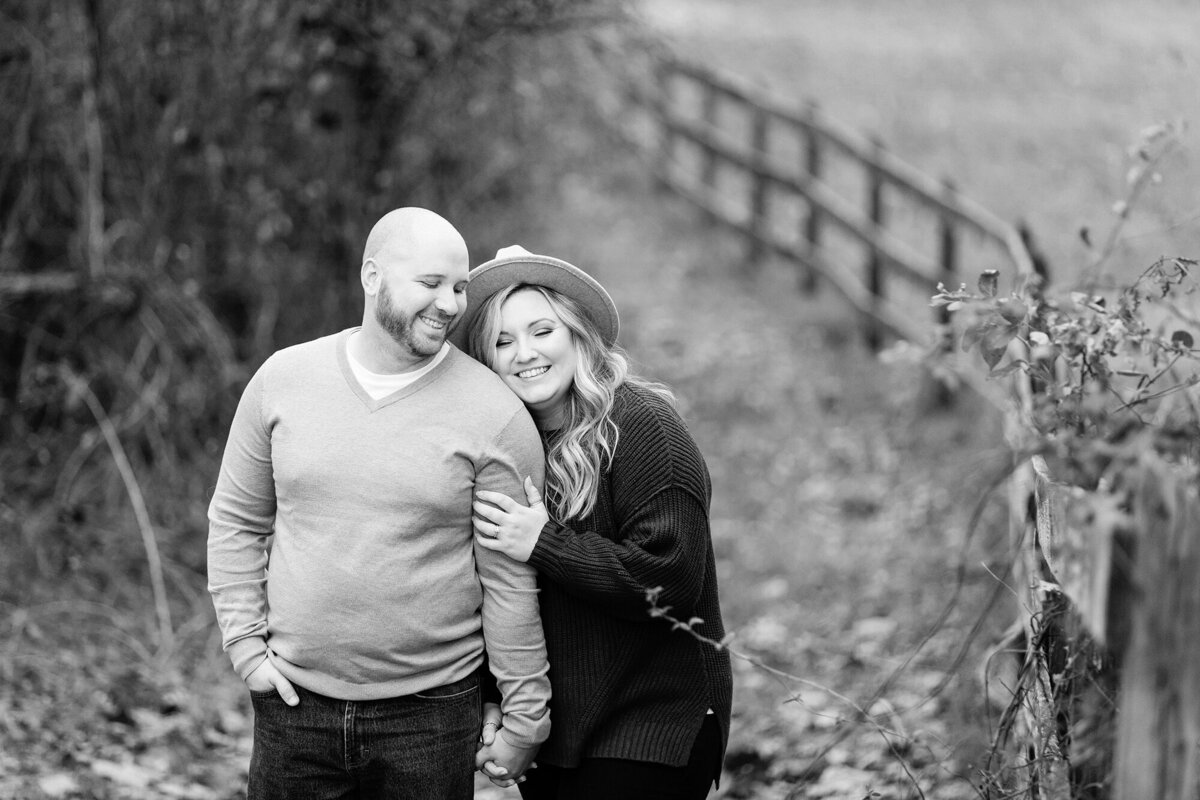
top-left (701, 82), bottom-right (720, 194)
top-left (747, 104), bottom-right (770, 267)
top-left (1113, 460), bottom-right (1200, 800)
top-left (931, 178), bottom-right (959, 406)
top-left (799, 101), bottom-right (821, 294)
top-left (864, 136), bottom-right (886, 351)
top-left (653, 56), bottom-right (677, 193)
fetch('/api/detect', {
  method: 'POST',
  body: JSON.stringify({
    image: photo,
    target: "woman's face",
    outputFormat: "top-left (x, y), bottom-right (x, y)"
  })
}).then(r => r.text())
top-left (492, 289), bottom-right (579, 428)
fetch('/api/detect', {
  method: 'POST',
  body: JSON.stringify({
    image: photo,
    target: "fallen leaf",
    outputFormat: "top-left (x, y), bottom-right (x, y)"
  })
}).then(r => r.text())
top-left (38, 774), bottom-right (80, 798)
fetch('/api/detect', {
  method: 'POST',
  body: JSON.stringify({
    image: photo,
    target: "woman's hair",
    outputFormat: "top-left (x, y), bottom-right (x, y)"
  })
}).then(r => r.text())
top-left (468, 284), bottom-right (674, 521)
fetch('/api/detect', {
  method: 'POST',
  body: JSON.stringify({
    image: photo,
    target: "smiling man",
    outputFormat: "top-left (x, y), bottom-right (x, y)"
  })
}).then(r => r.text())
top-left (207, 208), bottom-right (551, 799)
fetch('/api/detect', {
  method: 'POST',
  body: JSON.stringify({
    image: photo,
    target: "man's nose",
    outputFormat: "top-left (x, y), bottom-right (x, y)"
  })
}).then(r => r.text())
top-left (434, 286), bottom-right (458, 314)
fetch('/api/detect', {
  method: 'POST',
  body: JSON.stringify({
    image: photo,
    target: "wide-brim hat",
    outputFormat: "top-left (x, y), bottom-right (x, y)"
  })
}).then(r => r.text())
top-left (449, 245), bottom-right (620, 350)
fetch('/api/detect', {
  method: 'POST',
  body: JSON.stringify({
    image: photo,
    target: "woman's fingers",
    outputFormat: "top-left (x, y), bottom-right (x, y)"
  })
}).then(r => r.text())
top-left (472, 500), bottom-right (504, 524)
top-left (474, 532), bottom-right (501, 550)
top-left (523, 476), bottom-right (544, 506)
top-left (475, 490), bottom-right (515, 510)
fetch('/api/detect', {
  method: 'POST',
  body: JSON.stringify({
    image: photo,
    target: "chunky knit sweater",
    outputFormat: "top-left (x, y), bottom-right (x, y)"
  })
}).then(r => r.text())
top-left (207, 330), bottom-right (551, 747)
top-left (526, 382), bottom-right (732, 773)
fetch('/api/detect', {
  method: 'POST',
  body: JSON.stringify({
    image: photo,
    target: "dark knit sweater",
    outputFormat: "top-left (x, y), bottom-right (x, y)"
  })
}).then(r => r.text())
top-left (527, 382), bottom-right (733, 774)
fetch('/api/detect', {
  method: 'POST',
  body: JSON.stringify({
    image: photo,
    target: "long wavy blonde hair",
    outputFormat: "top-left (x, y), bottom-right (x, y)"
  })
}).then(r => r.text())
top-left (468, 284), bottom-right (673, 521)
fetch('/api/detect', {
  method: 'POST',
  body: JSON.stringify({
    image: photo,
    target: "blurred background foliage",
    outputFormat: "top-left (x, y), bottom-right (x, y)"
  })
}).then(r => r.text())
top-left (0, 0), bottom-right (630, 610)
top-left (1, 9), bottom-right (640, 791)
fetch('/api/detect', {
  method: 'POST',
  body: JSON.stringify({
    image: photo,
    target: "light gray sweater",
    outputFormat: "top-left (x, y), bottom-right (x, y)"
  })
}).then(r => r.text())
top-left (207, 329), bottom-right (551, 746)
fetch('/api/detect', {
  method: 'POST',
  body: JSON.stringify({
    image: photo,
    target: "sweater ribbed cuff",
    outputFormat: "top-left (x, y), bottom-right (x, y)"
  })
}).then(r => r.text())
top-left (228, 637), bottom-right (269, 681)
top-left (500, 708), bottom-right (551, 749)
top-left (529, 520), bottom-right (568, 568)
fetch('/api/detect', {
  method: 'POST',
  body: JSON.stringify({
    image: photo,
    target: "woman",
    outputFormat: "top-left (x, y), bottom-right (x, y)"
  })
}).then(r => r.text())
top-left (453, 246), bottom-right (732, 799)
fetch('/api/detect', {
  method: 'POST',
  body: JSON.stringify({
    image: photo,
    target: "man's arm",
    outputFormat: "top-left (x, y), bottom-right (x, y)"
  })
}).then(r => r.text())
top-left (206, 368), bottom-right (277, 682)
top-left (472, 409), bottom-right (551, 749)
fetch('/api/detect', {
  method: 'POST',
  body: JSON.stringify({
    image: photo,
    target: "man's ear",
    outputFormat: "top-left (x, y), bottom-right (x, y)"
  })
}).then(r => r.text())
top-left (361, 258), bottom-right (379, 296)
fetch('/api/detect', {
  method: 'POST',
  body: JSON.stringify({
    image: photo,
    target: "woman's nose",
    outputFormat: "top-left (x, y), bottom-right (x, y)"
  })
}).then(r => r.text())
top-left (514, 339), bottom-right (537, 362)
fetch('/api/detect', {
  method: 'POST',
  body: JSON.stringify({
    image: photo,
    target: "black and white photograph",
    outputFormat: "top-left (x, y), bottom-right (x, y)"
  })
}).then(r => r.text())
top-left (2, 1), bottom-right (1199, 798)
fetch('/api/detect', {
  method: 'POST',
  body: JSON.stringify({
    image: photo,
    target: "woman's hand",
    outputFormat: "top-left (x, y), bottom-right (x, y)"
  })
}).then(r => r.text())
top-left (479, 702), bottom-right (503, 747)
top-left (473, 477), bottom-right (548, 563)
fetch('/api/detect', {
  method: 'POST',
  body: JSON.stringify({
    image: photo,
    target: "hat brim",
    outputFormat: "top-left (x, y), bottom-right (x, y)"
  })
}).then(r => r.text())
top-left (448, 254), bottom-right (620, 351)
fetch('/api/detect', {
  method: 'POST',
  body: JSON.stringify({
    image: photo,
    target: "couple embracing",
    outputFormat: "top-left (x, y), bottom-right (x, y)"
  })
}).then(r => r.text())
top-left (207, 208), bottom-right (732, 799)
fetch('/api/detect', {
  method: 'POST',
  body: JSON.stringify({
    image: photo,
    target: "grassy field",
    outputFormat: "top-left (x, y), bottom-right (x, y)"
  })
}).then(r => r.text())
top-left (636, 0), bottom-right (1200, 286)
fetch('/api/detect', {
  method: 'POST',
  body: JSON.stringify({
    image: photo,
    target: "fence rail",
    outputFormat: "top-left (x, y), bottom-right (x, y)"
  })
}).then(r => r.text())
top-left (611, 45), bottom-right (1033, 351)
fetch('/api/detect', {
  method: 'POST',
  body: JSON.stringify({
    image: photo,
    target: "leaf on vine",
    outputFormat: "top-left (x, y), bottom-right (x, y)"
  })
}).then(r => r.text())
top-left (980, 338), bottom-right (1010, 370)
top-left (1171, 330), bottom-right (1194, 348)
top-left (961, 311), bottom-right (1019, 370)
top-left (990, 361), bottom-right (1025, 378)
top-left (978, 270), bottom-right (999, 298)
top-left (996, 298), bottom-right (1029, 324)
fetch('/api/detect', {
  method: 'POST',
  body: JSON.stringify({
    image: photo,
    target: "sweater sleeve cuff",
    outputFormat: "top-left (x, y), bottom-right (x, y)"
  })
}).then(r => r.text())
top-left (529, 520), bottom-right (570, 569)
top-left (229, 637), bottom-right (268, 681)
top-left (500, 708), bottom-right (552, 749)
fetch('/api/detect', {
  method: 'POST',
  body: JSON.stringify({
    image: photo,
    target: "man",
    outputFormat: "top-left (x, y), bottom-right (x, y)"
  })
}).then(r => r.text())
top-left (207, 207), bottom-right (549, 798)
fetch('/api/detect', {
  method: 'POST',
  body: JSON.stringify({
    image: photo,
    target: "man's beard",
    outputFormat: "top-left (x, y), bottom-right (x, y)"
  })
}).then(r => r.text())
top-left (375, 281), bottom-right (444, 358)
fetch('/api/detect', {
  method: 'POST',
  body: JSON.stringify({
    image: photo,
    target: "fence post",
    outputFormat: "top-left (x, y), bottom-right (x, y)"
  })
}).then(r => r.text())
top-left (799, 101), bottom-right (821, 294)
top-left (747, 104), bottom-right (770, 267)
top-left (865, 136), bottom-right (886, 351)
top-left (701, 82), bottom-right (720, 193)
top-left (932, 178), bottom-right (959, 406)
top-left (653, 56), bottom-right (677, 193)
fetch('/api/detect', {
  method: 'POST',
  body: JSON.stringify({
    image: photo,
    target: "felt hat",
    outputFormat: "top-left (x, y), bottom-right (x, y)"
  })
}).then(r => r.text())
top-left (449, 245), bottom-right (620, 350)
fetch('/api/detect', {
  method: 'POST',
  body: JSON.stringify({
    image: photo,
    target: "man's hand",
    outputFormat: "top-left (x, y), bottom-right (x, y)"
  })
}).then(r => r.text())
top-left (245, 658), bottom-right (299, 706)
top-left (475, 729), bottom-right (538, 788)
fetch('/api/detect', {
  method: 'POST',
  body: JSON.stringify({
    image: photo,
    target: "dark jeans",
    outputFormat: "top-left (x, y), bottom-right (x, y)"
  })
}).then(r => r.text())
top-left (248, 672), bottom-right (481, 800)
top-left (517, 713), bottom-right (722, 800)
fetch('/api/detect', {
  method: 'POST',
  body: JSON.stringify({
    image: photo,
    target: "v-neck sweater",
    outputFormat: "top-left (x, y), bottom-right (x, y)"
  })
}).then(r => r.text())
top-left (207, 329), bottom-right (551, 746)
top-left (526, 383), bottom-right (732, 772)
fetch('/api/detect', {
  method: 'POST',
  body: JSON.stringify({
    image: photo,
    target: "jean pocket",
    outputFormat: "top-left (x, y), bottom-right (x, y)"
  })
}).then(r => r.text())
top-left (412, 675), bottom-right (478, 701)
top-left (249, 688), bottom-right (283, 700)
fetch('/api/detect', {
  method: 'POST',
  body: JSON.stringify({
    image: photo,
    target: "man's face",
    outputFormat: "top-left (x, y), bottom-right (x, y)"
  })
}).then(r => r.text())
top-left (373, 240), bottom-right (468, 359)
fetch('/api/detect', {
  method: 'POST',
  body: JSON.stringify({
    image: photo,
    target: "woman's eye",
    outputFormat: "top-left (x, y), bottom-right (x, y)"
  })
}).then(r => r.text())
top-left (534, 327), bottom-right (553, 337)
top-left (495, 339), bottom-right (513, 349)
top-left (420, 281), bottom-right (438, 289)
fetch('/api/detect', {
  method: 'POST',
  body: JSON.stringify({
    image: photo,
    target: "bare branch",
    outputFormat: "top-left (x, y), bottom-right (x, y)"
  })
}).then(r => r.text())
top-left (59, 367), bottom-right (175, 659)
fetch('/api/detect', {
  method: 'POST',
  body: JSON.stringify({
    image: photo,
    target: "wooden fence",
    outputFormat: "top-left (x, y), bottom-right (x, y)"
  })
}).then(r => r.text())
top-left (607, 44), bottom-right (1034, 351)
top-left (596, 36), bottom-right (1200, 800)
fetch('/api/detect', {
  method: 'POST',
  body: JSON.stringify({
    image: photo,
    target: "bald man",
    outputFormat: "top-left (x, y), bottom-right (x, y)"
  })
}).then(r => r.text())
top-left (208, 208), bottom-right (550, 799)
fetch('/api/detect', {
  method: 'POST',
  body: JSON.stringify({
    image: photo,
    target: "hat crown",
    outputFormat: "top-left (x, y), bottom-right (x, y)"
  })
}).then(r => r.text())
top-left (494, 244), bottom-right (534, 259)
top-left (450, 246), bottom-right (620, 350)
